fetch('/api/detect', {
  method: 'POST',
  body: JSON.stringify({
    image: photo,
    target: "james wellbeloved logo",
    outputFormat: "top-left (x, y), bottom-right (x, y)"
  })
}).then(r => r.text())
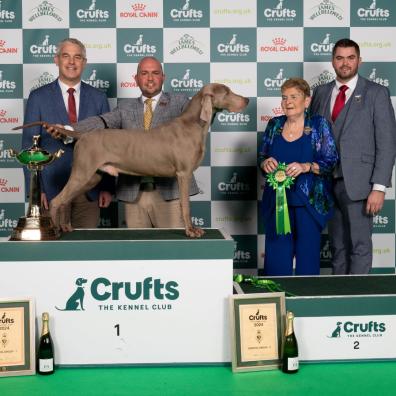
top-left (70, 0), bottom-right (114, 27)
top-left (164, 0), bottom-right (208, 26)
top-left (309, 70), bottom-right (335, 90)
top-left (28, 1), bottom-right (63, 22)
top-left (258, 0), bottom-right (302, 26)
top-left (169, 33), bottom-right (204, 55)
top-left (328, 319), bottom-right (386, 338)
top-left (55, 276), bottom-right (180, 312)
top-left (117, 29), bottom-right (163, 62)
top-left (30, 71), bottom-right (56, 91)
top-left (308, 0), bottom-right (344, 21)
top-left (211, 28), bottom-right (256, 62)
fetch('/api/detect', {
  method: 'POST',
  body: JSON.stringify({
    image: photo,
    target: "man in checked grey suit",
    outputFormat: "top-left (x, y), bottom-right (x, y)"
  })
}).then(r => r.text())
top-left (72, 56), bottom-right (199, 228)
top-left (310, 38), bottom-right (396, 274)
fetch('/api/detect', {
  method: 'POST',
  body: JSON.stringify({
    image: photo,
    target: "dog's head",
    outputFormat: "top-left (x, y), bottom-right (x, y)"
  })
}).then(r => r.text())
top-left (75, 278), bottom-right (88, 286)
top-left (199, 83), bottom-right (249, 123)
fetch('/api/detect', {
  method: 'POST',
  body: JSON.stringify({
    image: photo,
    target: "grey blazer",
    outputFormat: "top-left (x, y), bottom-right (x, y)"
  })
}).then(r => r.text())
top-left (310, 75), bottom-right (396, 201)
top-left (74, 92), bottom-right (199, 202)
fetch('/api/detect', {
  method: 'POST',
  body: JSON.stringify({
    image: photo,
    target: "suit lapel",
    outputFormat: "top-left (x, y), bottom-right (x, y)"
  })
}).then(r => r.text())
top-left (79, 82), bottom-right (88, 121)
top-left (323, 81), bottom-right (335, 121)
top-left (136, 97), bottom-right (144, 129)
top-left (152, 93), bottom-right (169, 128)
top-left (51, 79), bottom-right (70, 125)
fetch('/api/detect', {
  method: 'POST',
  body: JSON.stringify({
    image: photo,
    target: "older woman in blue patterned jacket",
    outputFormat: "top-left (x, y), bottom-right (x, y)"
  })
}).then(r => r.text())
top-left (259, 78), bottom-right (338, 276)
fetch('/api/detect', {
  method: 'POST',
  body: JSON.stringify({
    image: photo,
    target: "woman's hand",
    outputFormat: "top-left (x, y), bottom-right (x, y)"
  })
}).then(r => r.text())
top-left (261, 157), bottom-right (278, 173)
top-left (286, 162), bottom-right (310, 177)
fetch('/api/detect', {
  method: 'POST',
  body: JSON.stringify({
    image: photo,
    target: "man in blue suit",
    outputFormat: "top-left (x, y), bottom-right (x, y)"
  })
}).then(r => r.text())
top-left (22, 38), bottom-right (112, 228)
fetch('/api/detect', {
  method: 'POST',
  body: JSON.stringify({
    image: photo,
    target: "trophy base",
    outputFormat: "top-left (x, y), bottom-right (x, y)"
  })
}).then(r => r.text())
top-left (9, 216), bottom-right (60, 241)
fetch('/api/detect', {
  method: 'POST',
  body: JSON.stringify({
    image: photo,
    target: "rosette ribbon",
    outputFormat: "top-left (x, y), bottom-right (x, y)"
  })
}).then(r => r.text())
top-left (233, 274), bottom-right (296, 297)
top-left (266, 162), bottom-right (294, 235)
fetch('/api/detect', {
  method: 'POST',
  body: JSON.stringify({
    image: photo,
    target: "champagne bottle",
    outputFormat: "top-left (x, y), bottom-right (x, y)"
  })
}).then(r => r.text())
top-left (37, 312), bottom-right (55, 375)
top-left (282, 311), bottom-right (299, 374)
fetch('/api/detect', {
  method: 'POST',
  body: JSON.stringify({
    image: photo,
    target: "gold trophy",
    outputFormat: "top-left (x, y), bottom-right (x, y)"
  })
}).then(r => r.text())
top-left (8, 135), bottom-right (64, 241)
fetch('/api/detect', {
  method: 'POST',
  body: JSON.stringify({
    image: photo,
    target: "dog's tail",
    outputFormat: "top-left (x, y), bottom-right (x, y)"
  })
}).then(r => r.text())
top-left (12, 121), bottom-right (82, 140)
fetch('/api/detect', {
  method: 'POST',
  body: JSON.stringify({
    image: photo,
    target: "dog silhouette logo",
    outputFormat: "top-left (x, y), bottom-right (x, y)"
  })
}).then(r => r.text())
top-left (328, 321), bottom-right (342, 338)
top-left (56, 278), bottom-right (88, 311)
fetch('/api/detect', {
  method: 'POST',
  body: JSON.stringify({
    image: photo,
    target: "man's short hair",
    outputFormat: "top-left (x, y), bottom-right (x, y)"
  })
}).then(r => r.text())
top-left (56, 38), bottom-right (87, 59)
top-left (332, 38), bottom-right (360, 58)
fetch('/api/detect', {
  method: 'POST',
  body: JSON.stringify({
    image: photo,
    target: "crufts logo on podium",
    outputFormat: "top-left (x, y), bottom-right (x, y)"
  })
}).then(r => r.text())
top-left (327, 320), bottom-right (386, 338)
top-left (55, 277), bottom-right (180, 312)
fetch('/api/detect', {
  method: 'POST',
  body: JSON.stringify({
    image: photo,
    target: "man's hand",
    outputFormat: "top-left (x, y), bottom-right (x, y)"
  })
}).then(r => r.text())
top-left (98, 191), bottom-right (112, 208)
top-left (41, 192), bottom-right (49, 210)
top-left (43, 123), bottom-right (66, 139)
top-left (366, 190), bottom-right (385, 215)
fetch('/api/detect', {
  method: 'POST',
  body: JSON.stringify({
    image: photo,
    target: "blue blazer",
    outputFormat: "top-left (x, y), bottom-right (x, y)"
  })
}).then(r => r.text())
top-left (22, 79), bottom-right (111, 202)
top-left (258, 114), bottom-right (339, 229)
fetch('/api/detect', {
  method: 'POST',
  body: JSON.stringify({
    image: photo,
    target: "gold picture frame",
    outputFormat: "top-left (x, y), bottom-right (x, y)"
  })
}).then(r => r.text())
top-left (229, 292), bottom-right (286, 373)
top-left (0, 298), bottom-right (35, 377)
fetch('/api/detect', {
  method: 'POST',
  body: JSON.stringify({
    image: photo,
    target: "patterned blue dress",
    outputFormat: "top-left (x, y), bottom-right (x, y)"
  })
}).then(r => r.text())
top-left (258, 114), bottom-right (338, 275)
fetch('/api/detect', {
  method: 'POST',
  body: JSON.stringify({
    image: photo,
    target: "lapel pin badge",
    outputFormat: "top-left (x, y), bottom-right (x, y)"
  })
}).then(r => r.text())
top-left (354, 95), bottom-right (362, 102)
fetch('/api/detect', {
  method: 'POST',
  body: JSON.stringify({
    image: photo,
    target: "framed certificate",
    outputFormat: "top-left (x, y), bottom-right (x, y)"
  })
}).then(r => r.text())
top-left (0, 298), bottom-right (35, 377)
top-left (229, 292), bottom-right (285, 372)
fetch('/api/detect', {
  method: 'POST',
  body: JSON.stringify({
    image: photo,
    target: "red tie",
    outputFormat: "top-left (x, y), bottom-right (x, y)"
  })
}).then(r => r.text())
top-left (331, 85), bottom-right (348, 122)
top-left (67, 87), bottom-right (77, 124)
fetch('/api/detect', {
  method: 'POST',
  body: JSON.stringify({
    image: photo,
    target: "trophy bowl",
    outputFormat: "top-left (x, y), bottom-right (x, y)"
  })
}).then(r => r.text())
top-left (8, 135), bottom-right (64, 241)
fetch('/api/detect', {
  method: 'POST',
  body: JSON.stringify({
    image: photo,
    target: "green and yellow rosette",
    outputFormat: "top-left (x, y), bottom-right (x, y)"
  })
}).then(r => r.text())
top-left (266, 162), bottom-right (294, 235)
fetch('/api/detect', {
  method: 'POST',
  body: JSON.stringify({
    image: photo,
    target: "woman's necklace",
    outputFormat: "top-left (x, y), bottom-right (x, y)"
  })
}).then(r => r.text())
top-left (283, 120), bottom-right (304, 139)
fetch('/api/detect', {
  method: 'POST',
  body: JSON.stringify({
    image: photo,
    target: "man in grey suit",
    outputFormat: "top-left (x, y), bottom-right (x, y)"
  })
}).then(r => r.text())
top-left (310, 38), bottom-right (396, 274)
top-left (72, 56), bottom-right (199, 228)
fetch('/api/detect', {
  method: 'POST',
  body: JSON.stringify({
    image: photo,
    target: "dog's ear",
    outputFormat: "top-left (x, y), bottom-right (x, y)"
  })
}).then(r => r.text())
top-left (200, 94), bottom-right (213, 123)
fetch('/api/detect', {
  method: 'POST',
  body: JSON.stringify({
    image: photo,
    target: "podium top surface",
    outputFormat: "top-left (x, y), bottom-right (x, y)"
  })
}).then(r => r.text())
top-left (1, 228), bottom-right (235, 261)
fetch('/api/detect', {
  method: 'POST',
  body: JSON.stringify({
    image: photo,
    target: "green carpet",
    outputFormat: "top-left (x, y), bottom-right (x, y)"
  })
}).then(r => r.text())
top-left (1, 362), bottom-right (395, 396)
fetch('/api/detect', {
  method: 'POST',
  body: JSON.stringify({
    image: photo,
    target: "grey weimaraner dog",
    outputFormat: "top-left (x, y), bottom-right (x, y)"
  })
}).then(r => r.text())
top-left (16, 83), bottom-right (249, 237)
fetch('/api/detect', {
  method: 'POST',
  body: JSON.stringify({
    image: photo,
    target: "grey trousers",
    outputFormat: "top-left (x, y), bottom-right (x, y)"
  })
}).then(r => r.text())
top-left (328, 179), bottom-right (373, 274)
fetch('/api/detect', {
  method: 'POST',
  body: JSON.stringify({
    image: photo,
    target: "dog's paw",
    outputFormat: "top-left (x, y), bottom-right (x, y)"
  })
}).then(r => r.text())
top-left (185, 226), bottom-right (205, 238)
